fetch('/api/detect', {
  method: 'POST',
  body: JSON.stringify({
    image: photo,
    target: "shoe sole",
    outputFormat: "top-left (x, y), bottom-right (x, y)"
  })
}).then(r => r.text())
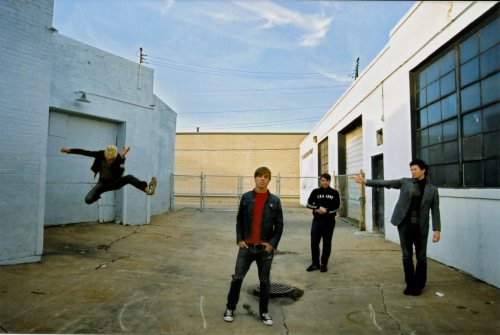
top-left (148, 177), bottom-right (157, 196)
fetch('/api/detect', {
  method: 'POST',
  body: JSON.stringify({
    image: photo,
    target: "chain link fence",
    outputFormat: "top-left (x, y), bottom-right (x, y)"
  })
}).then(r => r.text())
top-left (172, 172), bottom-right (366, 230)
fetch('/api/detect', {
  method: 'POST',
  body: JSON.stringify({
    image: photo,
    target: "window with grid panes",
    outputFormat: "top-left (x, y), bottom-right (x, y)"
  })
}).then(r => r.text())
top-left (318, 137), bottom-right (329, 178)
top-left (413, 12), bottom-right (499, 188)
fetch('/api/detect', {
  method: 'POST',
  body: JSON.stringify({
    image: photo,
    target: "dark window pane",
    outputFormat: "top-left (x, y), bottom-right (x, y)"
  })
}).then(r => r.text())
top-left (484, 130), bottom-right (500, 157)
top-left (427, 80), bottom-right (440, 103)
top-left (443, 163), bottom-right (460, 187)
top-left (417, 89), bottom-right (427, 108)
top-left (418, 147), bottom-right (429, 163)
top-left (428, 101), bottom-right (441, 124)
top-left (428, 166), bottom-right (443, 187)
top-left (460, 57), bottom-right (479, 86)
top-left (461, 83), bottom-right (481, 112)
top-left (443, 119), bottom-right (457, 141)
top-left (417, 129), bottom-right (429, 147)
top-left (480, 17), bottom-right (500, 52)
top-left (481, 72), bottom-right (500, 106)
top-left (463, 111), bottom-right (482, 136)
top-left (483, 103), bottom-right (500, 131)
top-left (429, 144), bottom-right (443, 164)
top-left (418, 108), bottom-right (428, 128)
top-left (440, 50), bottom-right (455, 74)
top-left (440, 70), bottom-right (456, 96)
top-left (429, 124), bottom-right (442, 145)
top-left (427, 62), bottom-right (439, 83)
top-left (463, 134), bottom-right (483, 160)
top-left (484, 158), bottom-right (500, 187)
top-left (460, 33), bottom-right (479, 64)
top-left (419, 70), bottom-right (427, 89)
top-left (480, 44), bottom-right (499, 78)
top-left (464, 161), bottom-right (483, 187)
top-left (441, 94), bottom-right (458, 119)
top-left (443, 141), bottom-right (458, 163)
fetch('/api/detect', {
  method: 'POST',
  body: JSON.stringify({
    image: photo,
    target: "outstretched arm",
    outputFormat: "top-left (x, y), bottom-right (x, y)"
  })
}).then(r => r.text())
top-left (121, 146), bottom-right (130, 158)
top-left (60, 147), bottom-right (98, 157)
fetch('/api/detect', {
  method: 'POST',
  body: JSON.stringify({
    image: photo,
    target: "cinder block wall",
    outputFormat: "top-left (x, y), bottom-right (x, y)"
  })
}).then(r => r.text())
top-left (49, 34), bottom-right (176, 224)
top-left (175, 132), bottom-right (307, 198)
top-left (0, 0), bottom-right (54, 264)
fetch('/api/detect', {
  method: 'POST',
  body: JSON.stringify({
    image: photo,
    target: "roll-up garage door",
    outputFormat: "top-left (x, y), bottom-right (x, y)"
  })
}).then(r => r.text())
top-left (346, 125), bottom-right (363, 221)
top-left (45, 111), bottom-right (118, 226)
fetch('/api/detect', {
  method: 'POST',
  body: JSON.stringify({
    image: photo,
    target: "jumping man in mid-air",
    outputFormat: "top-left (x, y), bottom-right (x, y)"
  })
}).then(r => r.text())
top-left (60, 145), bottom-right (156, 204)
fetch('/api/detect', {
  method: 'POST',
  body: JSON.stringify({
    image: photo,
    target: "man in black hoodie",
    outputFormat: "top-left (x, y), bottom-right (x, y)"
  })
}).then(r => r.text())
top-left (60, 145), bottom-right (156, 204)
top-left (306, 173), bottom-right (341, 272)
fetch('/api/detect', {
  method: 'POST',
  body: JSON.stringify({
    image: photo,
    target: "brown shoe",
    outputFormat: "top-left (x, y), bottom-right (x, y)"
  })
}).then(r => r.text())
top-left (148, 177), bottom-right (157, 195)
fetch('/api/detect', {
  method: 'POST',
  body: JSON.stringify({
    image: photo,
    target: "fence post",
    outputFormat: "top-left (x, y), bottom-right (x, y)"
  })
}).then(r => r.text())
top-left (200, 172), bottom-right (205, 210)
top-left (276, 173), bottom-right (281, 197)
top-left (170, 172), bottom-right (175, 211)
top-left (359, 169), bottom-right (366, 231)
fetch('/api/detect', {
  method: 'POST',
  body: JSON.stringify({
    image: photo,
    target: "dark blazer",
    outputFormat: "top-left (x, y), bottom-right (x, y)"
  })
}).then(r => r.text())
top-left (366, 178), bottom-right (441, 236)
top-left (68, 148), bottom-right (125, 179)
top-left (236, 190), bottom-right (284, 249)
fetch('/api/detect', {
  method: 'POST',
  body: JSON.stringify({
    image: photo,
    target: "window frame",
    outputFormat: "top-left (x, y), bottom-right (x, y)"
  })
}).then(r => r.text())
top-left (411, 7), bottom-right (499, 188)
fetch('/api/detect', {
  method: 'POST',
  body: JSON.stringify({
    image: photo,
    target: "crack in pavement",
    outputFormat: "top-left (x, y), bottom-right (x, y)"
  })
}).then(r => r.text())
top-left (281, 307), bottom-right (290, 334)
top-left (379, 283), bottom-right (403, 334)
top-left (95, 256), bottom-right (130, 270)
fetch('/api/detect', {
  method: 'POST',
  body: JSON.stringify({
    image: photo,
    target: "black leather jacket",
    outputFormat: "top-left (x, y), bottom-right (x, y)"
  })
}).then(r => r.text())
top-left (236, 190), bottom-right (284, 249)
top-left (68, 148), bottom-right (125, 179)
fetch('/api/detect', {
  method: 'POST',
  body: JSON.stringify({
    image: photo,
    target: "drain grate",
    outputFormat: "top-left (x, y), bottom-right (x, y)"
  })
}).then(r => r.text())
top-left (253, 282), bottom-right (294, 297)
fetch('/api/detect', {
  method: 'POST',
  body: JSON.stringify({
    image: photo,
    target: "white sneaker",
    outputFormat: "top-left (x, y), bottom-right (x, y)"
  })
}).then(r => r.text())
top-left (261, 312), bottom-right (273, 326)
top-left (223, 309), bottom-right (234, 322)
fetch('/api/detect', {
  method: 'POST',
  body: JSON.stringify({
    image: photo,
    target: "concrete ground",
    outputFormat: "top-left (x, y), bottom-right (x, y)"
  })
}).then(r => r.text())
top-left (1, 206), bottom-right (499, 335)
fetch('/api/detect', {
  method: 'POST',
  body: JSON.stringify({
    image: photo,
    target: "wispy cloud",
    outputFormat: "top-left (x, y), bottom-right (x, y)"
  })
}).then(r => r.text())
top-left (210, 1), bottom-right (334, 48)
top-left (160, 0), bottom-right (175, 16)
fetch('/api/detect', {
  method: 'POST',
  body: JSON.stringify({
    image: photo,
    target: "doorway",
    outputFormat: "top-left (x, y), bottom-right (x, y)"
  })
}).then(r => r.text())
top-left (371, 154), bottom-right (384, 232)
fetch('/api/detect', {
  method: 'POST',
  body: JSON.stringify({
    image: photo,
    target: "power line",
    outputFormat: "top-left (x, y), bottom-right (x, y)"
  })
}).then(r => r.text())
top-left (148, 57), bottom-right (352, 80)
top-left (177, 105), bottom-right (331, 114)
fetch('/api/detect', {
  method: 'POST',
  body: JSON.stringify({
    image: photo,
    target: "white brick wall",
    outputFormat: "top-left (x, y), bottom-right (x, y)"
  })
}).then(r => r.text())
top-left (0, 0), bottom-right (54, 264)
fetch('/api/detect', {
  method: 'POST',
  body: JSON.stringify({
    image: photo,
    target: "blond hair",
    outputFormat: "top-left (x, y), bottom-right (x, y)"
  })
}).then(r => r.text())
top-left (104, 145), bottom-right (118, 160)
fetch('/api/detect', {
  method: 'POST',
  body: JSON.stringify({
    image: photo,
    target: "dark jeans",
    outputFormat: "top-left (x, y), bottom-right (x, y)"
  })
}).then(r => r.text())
top-left (226, 247), bottom-right (274, 315)
top-left (310, 216), bottom-right (336, 267)
top-left (397, 219), bottom-right (428, 290)
top-left (85, 175), bottom-right (147, 204)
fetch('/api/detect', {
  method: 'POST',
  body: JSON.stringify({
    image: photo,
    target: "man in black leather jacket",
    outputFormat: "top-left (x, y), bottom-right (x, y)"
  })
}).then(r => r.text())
top-left (223, 166), bottom-right (284, 326)
top-left (60, 145), bottom-right (156, 204)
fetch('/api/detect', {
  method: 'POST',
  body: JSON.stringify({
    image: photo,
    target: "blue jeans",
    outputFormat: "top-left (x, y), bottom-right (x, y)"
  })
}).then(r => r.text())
top-left (226, 247), bottom-right (274, 314)
top-left (85, 175), bottom-right (147, 204)
top-left (310, 216), bottom-right (336, 267)
top-left (397, 219), bottom-right (428, 289)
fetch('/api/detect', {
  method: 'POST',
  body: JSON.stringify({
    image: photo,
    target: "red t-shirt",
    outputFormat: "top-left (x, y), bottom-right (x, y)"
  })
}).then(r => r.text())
top-left (245, 192), bottom-right (268, 244)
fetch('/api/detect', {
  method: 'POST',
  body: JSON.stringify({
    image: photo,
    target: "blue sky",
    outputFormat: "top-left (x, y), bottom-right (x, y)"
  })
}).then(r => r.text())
top-left (53, 0), bottom-right (415, 132)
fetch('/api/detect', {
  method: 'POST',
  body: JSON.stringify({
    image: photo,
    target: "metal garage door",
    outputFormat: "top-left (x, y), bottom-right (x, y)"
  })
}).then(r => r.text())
top-left (45, 111), bottom-right (119, 226)
top-left (346, 125), bottom-right (363, 220)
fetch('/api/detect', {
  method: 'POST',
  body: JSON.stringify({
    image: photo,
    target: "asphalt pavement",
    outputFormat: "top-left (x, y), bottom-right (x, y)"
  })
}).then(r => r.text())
top-left (1, 206), bottom-right (499, 334)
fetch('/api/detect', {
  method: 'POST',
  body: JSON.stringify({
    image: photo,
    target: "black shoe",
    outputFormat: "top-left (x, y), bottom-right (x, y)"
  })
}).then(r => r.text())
top-left (411, 288), bottom-right (422, 296)
top-left (306, 264), bottom-right (319, 272)
top-left (403, 286), bottom-right (414, 295)
top-left (223, 308), bottom-right (234, 322)
top-left (320, 265), bottom-right (328, 272)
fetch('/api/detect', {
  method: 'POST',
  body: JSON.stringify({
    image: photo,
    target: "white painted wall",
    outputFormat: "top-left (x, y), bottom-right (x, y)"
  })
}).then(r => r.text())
top-left (0, 0), bottom-right (54, 265)
top-left (0, 0), bottom-right (176, 265)
top-left (300, 1), bottom-right (500, 287)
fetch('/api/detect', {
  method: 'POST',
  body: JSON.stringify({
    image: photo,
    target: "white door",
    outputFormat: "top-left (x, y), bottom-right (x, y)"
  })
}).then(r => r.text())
top-left (45, 111), bottom-right (118, 225)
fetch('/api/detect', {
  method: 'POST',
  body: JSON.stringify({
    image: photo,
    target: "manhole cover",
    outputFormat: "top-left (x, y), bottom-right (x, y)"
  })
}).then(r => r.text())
top-left (253, 282), bottom-right (294, 297)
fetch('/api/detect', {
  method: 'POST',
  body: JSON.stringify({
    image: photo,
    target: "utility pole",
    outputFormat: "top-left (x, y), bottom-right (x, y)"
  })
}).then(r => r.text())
top-left (138, 47), bottom-right (147, 89)
top-left (354, 57), bottom-right (360, 80)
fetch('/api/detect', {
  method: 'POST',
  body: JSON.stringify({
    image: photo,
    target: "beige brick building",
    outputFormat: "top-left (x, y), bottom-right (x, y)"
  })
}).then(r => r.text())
top-left (175, 132), bottom-right (308, 208)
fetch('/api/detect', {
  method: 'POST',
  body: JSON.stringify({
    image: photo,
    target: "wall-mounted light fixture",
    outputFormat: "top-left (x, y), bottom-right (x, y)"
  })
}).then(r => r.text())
top-left (75, 91), bottom-right (91, 103)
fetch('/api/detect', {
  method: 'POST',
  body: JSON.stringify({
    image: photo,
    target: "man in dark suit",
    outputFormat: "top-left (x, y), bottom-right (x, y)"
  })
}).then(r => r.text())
top-left (351, 159), bottom-right (441, 296)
